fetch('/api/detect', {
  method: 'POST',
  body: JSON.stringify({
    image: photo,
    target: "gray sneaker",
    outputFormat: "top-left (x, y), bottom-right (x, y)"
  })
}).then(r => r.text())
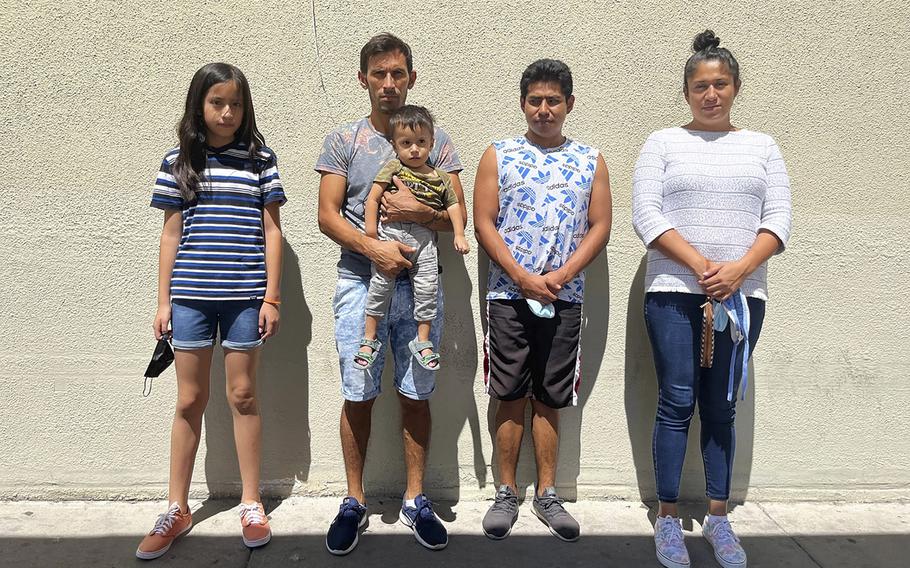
top-left (482, 485), bottom-right (519, 539)
top-left (532, 487), bottom-right (579, 542)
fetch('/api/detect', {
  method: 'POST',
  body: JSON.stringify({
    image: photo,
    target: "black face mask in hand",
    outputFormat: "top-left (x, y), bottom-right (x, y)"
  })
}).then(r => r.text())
top-left (143, 334), bottom-right (174, 397)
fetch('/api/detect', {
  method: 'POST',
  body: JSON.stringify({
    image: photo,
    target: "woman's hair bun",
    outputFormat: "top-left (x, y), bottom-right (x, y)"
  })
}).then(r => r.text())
top-left (693, 29), bottom-right (721, 52)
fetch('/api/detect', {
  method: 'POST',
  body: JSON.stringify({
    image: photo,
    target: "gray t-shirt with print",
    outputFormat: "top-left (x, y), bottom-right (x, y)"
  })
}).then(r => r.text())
top-left (315, 117), bottom-right (463, 278)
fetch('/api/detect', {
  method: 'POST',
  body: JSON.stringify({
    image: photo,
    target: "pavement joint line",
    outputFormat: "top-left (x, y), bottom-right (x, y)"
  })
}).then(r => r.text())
top-left (755, 502), bottom-right (825, 568)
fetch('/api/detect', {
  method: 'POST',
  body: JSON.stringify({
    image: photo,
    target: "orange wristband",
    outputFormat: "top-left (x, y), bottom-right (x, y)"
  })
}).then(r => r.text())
top-left (263, 298), bottom-right (281, 307)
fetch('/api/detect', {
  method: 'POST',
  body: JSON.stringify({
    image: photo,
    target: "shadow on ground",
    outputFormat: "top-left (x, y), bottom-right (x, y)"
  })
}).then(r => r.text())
top-left (1, 533), bottom-right (906, 568)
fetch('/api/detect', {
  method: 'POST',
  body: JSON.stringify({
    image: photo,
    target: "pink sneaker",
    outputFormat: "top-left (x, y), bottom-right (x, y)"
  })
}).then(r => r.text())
top-left (239, 502), bottom-right (271, 548)
top-left (136, 502), bottom-right (192, 560)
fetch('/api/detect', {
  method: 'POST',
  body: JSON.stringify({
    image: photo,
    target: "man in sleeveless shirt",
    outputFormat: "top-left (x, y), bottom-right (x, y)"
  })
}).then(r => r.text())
top-left (316, 33), bottom-right (465, 554)
top-left (474, 59), bottom-right (612, 542)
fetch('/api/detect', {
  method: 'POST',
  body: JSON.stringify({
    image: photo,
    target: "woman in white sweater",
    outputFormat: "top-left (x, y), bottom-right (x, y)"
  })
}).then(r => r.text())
top-left (632, 30), bottom-right (792, 568)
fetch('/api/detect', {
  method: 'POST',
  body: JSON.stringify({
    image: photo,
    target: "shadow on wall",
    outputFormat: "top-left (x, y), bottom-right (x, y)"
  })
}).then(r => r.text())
top-left (428, 243), bottom-right (486, 500)
top-left (623, 256), bottom-right (754, 527)
top-left (479, 250), bottom-right (609, 502)
top-left (558, 253), bottom-right (609, 500)
top-left (361, 241), bottom-right (484, 508)
top-left (201, 241), bottom-right (312, 506)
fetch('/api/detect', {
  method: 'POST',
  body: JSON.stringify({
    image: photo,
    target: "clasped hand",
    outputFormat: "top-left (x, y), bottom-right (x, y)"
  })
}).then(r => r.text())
top-left (380, 176), bottom-right (431, 224)
top-left (518, 271), bottom-right (565, 303)
top-left (699, 259), bottom-right (748, 301)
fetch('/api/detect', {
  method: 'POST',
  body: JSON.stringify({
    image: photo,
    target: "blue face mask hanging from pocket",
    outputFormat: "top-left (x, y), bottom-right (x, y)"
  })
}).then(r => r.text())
top-left (712, 290), bottom-right (751, 402)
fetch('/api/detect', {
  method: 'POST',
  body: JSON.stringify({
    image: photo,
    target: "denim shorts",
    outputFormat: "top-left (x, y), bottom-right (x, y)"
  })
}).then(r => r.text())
top-left (333, 275), bottom-right (443, 401)
top-left (171, 299), bottom-right (263, 351)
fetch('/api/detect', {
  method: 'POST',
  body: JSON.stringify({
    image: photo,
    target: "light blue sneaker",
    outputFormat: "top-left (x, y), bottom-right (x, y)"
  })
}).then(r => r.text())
top-left (654, 515), bottom-right (690, 568)
top-left (399, 494), bottom-right (448, 550)
top-left (702, 515), bottom-right (747, 568)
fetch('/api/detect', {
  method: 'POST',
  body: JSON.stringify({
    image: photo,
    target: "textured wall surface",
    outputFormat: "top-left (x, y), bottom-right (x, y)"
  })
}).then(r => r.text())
top-left (2, 0), bottom-right (908, 502)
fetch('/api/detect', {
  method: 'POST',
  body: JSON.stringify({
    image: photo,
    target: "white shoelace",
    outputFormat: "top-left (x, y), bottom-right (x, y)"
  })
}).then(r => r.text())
top-left (711, 518), bottom-right (741, 545)
top-left (658, 517), bottom-right (685, 546)
top-left (239, 502), bottom-right (265, 525)
top-left (151, 504), bottom-right (181, 535)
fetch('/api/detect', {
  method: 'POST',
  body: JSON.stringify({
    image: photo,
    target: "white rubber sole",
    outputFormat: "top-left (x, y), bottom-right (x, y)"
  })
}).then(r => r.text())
top-left (325, 513), bottom-right (368, 556)
top-left (532, 505), bottom-right (579, 542)
top-left (482, 523), bottom-right (514, 540)
top-left (242, 530), bottom-right (271, 548)
top-left (135, 522), bottom-right (193, 560)
top-left (655, 545), bottom-right (691, 568)
top-left (482, 528), bottom-right (510, 540)
top-left (711, 552), bottom-right (746, 568)
top-left (399, 509), bottom-right (448, 550)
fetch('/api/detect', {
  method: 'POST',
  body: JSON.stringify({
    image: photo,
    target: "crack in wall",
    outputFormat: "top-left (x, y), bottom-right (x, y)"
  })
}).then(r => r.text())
top-left (310, 0), bottom-right (336, 123)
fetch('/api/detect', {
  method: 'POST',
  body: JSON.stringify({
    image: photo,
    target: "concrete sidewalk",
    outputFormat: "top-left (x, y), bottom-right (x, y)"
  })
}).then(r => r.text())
top-left (1, 498), bottom-right (907, 567)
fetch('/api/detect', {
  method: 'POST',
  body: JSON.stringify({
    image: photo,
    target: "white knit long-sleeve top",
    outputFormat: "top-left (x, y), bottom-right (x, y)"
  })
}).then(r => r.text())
top-left (632, 127), bottom-right (792, 300)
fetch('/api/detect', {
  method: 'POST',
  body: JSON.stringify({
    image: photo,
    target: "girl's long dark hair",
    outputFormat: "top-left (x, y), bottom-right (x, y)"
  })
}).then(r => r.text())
top-left (173, 63), bottom-right (266, 201)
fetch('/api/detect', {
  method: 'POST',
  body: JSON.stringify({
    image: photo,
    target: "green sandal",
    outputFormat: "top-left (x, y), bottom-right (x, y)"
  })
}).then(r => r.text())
top-left (353, 338), bottom-right (382, 370)
top-left (408, 339), bottom-right (440, 371)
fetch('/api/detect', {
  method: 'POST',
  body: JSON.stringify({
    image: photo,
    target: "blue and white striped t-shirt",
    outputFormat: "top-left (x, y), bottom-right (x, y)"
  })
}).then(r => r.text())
top-left (150, 142), bottom-right (287, 301)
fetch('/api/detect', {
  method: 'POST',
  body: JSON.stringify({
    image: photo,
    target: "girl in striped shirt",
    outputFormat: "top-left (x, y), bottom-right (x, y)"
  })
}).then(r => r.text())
top-left (138, 63), bottom-right (286, 560)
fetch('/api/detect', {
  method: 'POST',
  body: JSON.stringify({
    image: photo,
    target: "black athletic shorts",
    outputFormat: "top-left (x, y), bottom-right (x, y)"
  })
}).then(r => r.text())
top-left (483, 299), bottom-right (582, 409)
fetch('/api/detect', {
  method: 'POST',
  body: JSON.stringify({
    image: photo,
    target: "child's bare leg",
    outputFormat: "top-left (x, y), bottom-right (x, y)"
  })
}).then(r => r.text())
top-left (168, 347), bottom-right (214, 509)
top-left (360, 314), bottom-right (379, 346)
top-left (364, 314), bottom-right (379, 340)
top-left (356, 315), bottom-right (380, 361)
top-left (416, 320), bottom-right (437, 368)
top-left (417, 320), bottom-right (431, 343)
top-left (225, 347), bottom-right (262, 504)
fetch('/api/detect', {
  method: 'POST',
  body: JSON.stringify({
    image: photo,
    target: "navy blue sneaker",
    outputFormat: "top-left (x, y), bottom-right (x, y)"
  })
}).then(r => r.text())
top-left (399, 494), bottom-right (448, 550)
top-left (326, 496), bottom-right (367, 555)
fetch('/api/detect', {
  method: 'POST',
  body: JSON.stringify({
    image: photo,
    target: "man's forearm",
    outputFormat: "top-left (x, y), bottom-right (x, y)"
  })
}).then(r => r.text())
top-left (555, 223), bottom-right (611, 283)
top-left (318, 212), bottom-right (376, 260)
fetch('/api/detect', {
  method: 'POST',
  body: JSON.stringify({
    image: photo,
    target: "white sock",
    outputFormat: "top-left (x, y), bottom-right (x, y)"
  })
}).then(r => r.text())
top-left (707, 514), bottom-right (727, 523)
top-left (404, 498), bottom-right (417, 508)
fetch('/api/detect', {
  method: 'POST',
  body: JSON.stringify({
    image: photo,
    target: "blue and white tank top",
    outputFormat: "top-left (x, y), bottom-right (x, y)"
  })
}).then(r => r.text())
top-left (486, 136), bottom-right (599, 303)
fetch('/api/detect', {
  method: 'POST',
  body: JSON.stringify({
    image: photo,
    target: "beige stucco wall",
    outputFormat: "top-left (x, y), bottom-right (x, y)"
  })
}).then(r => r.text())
top-left (2, 0), bottom-right (908, 502)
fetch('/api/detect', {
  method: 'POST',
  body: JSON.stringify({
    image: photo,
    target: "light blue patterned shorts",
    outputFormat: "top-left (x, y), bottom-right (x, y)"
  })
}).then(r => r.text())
top-left (333, 275), bottom-right (444, 401)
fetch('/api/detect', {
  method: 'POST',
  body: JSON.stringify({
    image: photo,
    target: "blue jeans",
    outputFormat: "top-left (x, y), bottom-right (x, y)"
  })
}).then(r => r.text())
top-left (644, 292), bottom-right (765, 503)
top-left (333, 274), bottom-right (443, 401)
top-left (171, 299), bottom-right (263, 351)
